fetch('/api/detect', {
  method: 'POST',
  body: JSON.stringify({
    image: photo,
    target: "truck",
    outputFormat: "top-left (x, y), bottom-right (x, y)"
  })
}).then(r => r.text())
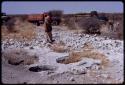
top-left (27, 13), bottom-right (61, 26)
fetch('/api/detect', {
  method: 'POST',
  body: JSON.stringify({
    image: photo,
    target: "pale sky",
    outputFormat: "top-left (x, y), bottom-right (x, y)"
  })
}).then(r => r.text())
top-left (2, 1), bottom-right (123, 14)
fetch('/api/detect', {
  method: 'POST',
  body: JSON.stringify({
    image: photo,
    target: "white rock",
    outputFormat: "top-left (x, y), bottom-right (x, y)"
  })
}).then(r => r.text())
top-left (70, 66), bottom-right (87, 75)
top-left (69, 77), bottom-right (75, 81)
top-left (101, 74), bottom-right (109, 78)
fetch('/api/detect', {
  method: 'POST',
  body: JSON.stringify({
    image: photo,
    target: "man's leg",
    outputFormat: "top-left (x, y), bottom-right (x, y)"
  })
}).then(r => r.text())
top-left (45, 32), bottom-right (51, 43)
top-left (50, 32), bottom-right (55, 42)
top-left (48, 32), bottom-right (55, 43)
top-left (46, 32), bottom-right (53, 43)
top-left (48, 32), bottom-right (52, 41)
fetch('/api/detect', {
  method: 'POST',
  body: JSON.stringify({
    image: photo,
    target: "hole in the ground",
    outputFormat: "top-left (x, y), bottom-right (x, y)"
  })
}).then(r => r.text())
top-left (56, 56), bottom-right (81, 64)
top-left (29, 65), bottom-right (57, 72)
top-left (56, 52), bottom-right (82, 64)
top-left (56, 56), bottom-right (69, 64)
top-left (8, 60), bottom-right (24, 65)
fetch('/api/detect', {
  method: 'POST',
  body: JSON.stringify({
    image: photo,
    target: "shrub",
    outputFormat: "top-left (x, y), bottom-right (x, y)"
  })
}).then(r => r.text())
top-left (77, 17), bottom-right (101, 34)
top-left (63, 17), bottom-right (77, 30)
top-left (63, 15), bottom-right (103, 34)
top-left (48, 10), bottom-right (63, 17)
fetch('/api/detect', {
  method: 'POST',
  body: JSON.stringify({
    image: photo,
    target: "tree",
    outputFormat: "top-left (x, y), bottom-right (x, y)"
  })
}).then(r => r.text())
top-left (48, 10), bottom-right (63, 17)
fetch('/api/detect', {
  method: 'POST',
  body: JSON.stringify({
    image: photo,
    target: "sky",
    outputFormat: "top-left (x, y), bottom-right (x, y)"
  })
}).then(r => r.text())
top-left (2, 1), bottom-right (123, 14)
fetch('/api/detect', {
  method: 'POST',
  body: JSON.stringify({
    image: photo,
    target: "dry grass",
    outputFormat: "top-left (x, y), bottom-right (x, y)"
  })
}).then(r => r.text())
top-left (62, 51), bottom-right (82, 64)
top-left (50, 40), bottom-right (69, 53)
top-left (59, 42), bottom-right (109, 68)
top-left (81, 42), bottom-right (95, 51)
top-left (100, 25), bottom-right (109, 34)
top-left (2, 48), bottom-right (39, 65)
top-left (16, 22), bottom-right (36, 40)
top-left (50, 42), bottom-right (68, 53)
top-left (72, 29), bottom-right (86, 34)
top-left (2, 17), bottom-right (36, 41)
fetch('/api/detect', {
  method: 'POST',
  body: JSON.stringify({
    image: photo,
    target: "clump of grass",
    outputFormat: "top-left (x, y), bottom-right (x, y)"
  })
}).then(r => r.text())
top-left (51, 45), bottom-right (66, 53)
top-left (81, 42), bottom-right (94, 51)
top-left (16, 21), bottom-right (36, 40)
top-left (50, 42), bottom-right (67, 53)
top-left (62, 51), bottom-right (82, 64)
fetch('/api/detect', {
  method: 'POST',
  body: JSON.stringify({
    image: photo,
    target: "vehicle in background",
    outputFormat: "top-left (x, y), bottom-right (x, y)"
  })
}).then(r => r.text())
top-left (27, 12), bottom-right (62, 26)
top-left (27, 14), bottom-right (44, 26)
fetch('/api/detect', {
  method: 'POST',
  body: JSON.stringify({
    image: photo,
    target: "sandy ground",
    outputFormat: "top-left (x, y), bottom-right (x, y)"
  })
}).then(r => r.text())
top-left (2, 26), bottom-right (124, 84)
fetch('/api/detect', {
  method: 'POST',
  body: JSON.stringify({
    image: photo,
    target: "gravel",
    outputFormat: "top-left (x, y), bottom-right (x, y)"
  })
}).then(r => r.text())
top-left (2, 26), bottom-right (123, 84)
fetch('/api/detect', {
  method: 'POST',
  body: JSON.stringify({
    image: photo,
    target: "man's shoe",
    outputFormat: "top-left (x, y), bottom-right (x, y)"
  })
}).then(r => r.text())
top-left (48, 40), bottom-right (55, 44)
top-left (48, 41), bottom-right (53, 44)
top-left (52, 40), bottom-right (55, 42)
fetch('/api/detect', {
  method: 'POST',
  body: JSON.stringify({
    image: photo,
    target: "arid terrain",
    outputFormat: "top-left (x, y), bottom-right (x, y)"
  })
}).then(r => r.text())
top-left (1, 13), bottom-right (124, 84)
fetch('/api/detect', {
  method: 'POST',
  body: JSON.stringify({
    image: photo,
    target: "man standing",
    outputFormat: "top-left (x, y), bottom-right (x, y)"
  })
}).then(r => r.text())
top-left (44, 13), bottom-right (54, 43)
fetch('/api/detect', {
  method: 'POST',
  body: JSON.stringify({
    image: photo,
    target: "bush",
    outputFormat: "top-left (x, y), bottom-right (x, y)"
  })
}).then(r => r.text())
top-left (63, 15), bottom-right (104, 34)
top-left (48, 10), bottom-right (63, 17)
top-left (3, 17), bottom-right (16, 32)
top-left (63, 17), bottom-right (78, 30)
top-left (77, 17), bottom-right (101, 34)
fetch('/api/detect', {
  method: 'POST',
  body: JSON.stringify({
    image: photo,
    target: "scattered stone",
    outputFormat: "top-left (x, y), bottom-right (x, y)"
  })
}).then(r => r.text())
top-left (47, 71), bottom-right (55, 75)
top-left (56, 80), bottom-right (59, 83)
top-left (24, 43), bottom-right (30, 46)
top-left (39, 40), bottom-right (43, 42)
top-left (29, 46), bottom-right (34, 49)
top-left (70, 67), bottom-right (87, 75)
top-left (23, 82), bottom-right (27, 84)
top-left (69, 77), bottom-right (75, 81)
top-left (1, 26), bottom-right (123, 83)
top-left (78, 62), bottom-right (87, 66)
top-left (107, 52), bottom-right (110, 55)
top-left (56, 56), bottom-right (69, 63)
top-left (101, 74), bottom-right (109, 78)
top-left (90, 64), bottom-right (100, 70)
top-left (46, 43), bottom-right (52, 47)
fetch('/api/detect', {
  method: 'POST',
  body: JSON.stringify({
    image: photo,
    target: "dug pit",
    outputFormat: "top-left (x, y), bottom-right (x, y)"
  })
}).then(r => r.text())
top-left (56, 51), bottom-right (109, 68)
top-left (29, 65), bottom-right (57, 72)
top-left (56, 42), bottom-right (110, 69)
